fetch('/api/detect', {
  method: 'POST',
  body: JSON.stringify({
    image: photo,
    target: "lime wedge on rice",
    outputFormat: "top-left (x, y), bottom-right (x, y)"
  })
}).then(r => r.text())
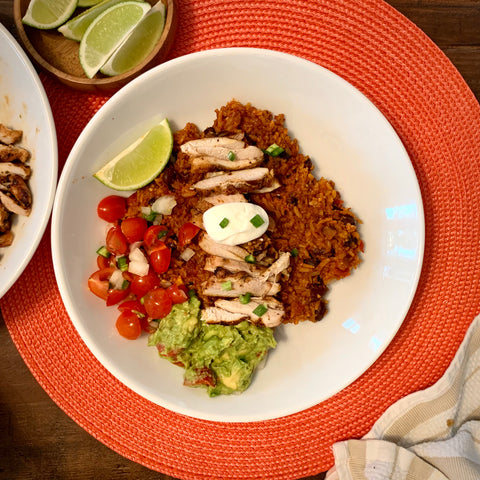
top-left (79, 1), bottom-right (151, 79)
top-left (78, 0), bottom-right (104, 6)
top-left (100, 1), bottom-right (166, 76)
top-left (94, 119), bottom-right (173, 191)
top-left (22, 0), bottom-right (78, 29)
top-left (59, 0), bottom-right (143, 42)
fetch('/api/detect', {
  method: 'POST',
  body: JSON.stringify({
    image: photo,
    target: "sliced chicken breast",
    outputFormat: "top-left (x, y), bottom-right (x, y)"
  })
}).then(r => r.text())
top-left (202, 274), bottom-right (280, 298)
top-left (0, 124), bottom-right (22, 145)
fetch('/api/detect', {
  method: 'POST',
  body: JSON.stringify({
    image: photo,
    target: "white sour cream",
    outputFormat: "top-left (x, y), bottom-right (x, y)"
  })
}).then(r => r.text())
top-left (203, 202), bottom-right (269, 246)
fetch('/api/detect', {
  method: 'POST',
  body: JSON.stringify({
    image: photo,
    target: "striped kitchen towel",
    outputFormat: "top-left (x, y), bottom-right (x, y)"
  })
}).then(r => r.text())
top-left (326, 314), bottom-right (480, 480)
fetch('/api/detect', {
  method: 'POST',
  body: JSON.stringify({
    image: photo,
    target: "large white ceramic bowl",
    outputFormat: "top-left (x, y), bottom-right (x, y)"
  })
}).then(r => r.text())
top-left (0, 24), bottom-right (57, 298)
top-left (52, 48), bottom-right (424, 422)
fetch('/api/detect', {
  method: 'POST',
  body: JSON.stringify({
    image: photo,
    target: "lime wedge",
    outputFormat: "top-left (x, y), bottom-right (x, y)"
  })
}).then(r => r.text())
top-left (22, 0), bottom-right (78, 29)
top-left (59, 0), bottom-right (142, 41)
top-left (78, 0), bottom-right (103, 6)
top-left (94, 119), bottom-right (173, 191)
top-left (79, 1), bottom-right (151, 79)
top-left (100, 1), bottom-right (166, 76)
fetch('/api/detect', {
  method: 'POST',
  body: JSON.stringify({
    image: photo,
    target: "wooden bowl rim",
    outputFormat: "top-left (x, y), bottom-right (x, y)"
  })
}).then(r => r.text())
top-left (13, 0), bottom-right (177, 89)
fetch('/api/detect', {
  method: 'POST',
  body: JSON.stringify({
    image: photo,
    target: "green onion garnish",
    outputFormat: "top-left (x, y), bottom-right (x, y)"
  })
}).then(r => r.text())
top-left (157, 229), bottom-right (168, 239)
top-left (265, 143), bottom-right (284, 157)
top-left (244, 254), bottom-right (255, 264)
top-left (143, 211), bottom-right (157, 222)
top-left (121, 279), bottom-right (130, 291)
top-left (117, 256), bottom-right (128, 271)
top-left (187, 289), bottom-right (197, 299)
top-left (252, 304), bottom-right (268, 317)
top-left (250, 214), bottom-right (265, 228)
top-left (239, 293), bottom-right (252, 304)
top-left (291, 248), bottom-right (299, 257)
top-left (219, 217), bottom-right (230, 229)
top-left (96, 246), bottom-right (110, 258)
top-left (221, 280), bottom-right (233, 291)
top-left (227, 151), bottom-right (236, 161)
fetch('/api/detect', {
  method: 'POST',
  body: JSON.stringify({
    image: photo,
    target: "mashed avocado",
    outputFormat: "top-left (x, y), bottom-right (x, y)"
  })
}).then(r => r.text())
top-left (148, 296), bottom-right (277, 396)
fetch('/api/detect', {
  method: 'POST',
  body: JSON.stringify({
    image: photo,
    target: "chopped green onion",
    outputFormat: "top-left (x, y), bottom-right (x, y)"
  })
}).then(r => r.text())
top-left (157, 229), bottom-right (168, 239)
top-left (250, 214), bottom-right (265, 228)
top-left (227, 150), bottom-right (236, 161)
top-left (291, 248), bottom-right (299, 257)
top-left (239, 293), bottom-right (252, 304)
top-left (187, 289), bottom-right (197, 299)
top-left (132, 309), bottom-right (145, 318)
top-left (252, 304), bottom-right (268, 317)
top-left (244, 254), bottom-right (256, 264)
top-left (117, 256), bottom-right (128, 271)
top-left (219, 217), bottom-right (230, 229)
top-left (121, 279), bottom-right (130, 291)
top-left (96, 246), bottom-right (110, 258)
top-left (143, 211), bottom-right (157, 222)
top-left (140, 295), bottom-right (145, 305)
top-left (265, 143), bottom-right (284, 157)
top-left (221, 280), bottom-right (233, 291)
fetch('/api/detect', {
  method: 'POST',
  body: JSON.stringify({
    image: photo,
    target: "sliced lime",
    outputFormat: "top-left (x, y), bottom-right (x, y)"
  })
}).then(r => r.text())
top-left (94, 119), bottom-right (173, 191)
top-left (22, 0), bottom-right (78, 29)
top-left (79, 1), bottom-right (151, 79)
top-left (59, 0), bottom-right (142, 41)
top-left (100, 1), bottom-right (166, 76)
top-left (78, 0), bottom-right (103, 6)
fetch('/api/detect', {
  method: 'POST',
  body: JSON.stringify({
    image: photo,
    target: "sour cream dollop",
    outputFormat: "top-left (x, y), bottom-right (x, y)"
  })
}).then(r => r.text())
top-left (203, 202), bottom-right (269, 246)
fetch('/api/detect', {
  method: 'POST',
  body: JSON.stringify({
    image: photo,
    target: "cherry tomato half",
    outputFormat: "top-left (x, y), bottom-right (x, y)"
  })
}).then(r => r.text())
top-left (166, 284), bottom-right (189, 304)
top-left (120, 217), bottom-right (148, 244)
top-left (143, 288), bottom-right (173, 319)
top-left (87, 267), bottom-right (114, 300)
top-left (149, 245), bottom-right (171, 274)
top-left (106, 226), bottom-right (128, 256)
top-left (130, 269), bottom-right (160, 298)
top-left (116, 310), bottom-right (141, 340)
top-left (106, 286), bottom-right (130, 307)
top-left (97, 254), bottom-right (114, 270)
top-left (118, 299), bottom-right (150, 332)
top-left (178, 222), bottom-right (200, 247)
top-left (97, 195), bottom-right (126, 223)
top-left (143, 225), bottom-right (168, 253)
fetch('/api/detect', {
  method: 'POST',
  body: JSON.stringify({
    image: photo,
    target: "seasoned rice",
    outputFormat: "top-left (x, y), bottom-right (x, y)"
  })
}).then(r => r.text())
top-left (126, 100), bottom-right (363, 324)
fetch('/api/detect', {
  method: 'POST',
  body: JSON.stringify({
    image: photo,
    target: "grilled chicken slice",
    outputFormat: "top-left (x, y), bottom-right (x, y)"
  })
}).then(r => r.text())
top-left (214, 297), bottom-right (284, 328)
top-left (191, 155), bottom-right (264, 173)
top-left (251, 178), bottom-right (281, 193)
top-left (0, 144), bottom-right (30, 163)
top-left (198, 234), bottom-right (250, 262)
top-left (0, 124), bottom-right (22, 145)
top-left (180, 137), bottom-right (245, 154)
top-left (0, 231), bottom-right (14, 247)
top-left (0, 174), bottom-right (32, 216)
top-left (202, 274), bottom-right (280, 298)
top-left (0, 203), bottom-right (11, 233)
top-left (204, 194), bottom-right (247, 206)
top-left (204, 256), bottom-right (262, 276)
top-left (262, 252), bottom-right (291, 281)
top-left (191, 168), bottom-right (275, 194)
top-left (0, 162), bottom-right (31, 179)
top-left (201, 307), bottom-right (249, 325)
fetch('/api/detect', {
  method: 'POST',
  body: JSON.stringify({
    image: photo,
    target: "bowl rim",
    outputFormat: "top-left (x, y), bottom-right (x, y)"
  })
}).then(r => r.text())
top-left (13, 0), bottom-right (178, 89)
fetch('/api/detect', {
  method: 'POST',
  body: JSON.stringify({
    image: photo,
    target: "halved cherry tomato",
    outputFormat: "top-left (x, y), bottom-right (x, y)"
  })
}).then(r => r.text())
top-left (106, 226), bottom-right (128, 255)
top-left (166, 284), bottom-right (189, 304)
top-left (97, 195), bottom-right (126, 223)
top-left (130, 269), bottom-right (160, 298)
top-left (115, 310), bottom-right (141, 340)
top-left (118, 299), bottom-right (150, 332)
top-left (87, 267), bottom-right (114, 300)
top-left (149, 245), bottom-right (171, 274)
top-left (120, 217), bottom-right (148, 244)
top-left (143, 225), bottom-right (168, 253)
top-left (106, 285), bottom-right (130, 307)
top-left (178, 222), bottom-right (200, 247)
top-left (143, 288), bottom-right (173, 319)
top-left (97, 254), bottom-right (113, 270)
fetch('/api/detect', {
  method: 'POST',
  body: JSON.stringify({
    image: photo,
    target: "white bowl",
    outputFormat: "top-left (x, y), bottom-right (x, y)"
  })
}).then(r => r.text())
top-left (52, 48), bottom-right (424, 422)
top-left (0, 24), bottom-right (57, 298)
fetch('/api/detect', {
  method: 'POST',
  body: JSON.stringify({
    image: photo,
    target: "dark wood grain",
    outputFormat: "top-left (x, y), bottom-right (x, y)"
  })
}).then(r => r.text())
top-left (0, 0), bottom-right (479, 478)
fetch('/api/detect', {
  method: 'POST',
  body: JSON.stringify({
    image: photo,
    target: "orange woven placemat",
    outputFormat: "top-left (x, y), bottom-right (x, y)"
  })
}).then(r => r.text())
top-left (2, 0), bottom-right (480, 478)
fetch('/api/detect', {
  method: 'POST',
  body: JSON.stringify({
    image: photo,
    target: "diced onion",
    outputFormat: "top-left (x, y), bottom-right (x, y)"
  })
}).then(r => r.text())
top-left (151, 195), bottom-right (177, 215)
top-left (109, 269), bottom-right (124, 290)
top-left (128, 261), bottom-right (149, 277)
top-left (179, 247), bottom-right (195, 262)
top-left (129, 247), bottom-right (146, 263)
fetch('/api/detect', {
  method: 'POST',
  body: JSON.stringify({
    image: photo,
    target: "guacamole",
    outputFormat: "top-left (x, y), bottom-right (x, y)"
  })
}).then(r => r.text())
top-left (148, 296), bottom-right (277, 396)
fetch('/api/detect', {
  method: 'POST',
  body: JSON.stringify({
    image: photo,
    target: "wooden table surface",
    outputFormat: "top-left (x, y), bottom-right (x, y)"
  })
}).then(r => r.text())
top-left (1, 1), bottom-right (479, 479)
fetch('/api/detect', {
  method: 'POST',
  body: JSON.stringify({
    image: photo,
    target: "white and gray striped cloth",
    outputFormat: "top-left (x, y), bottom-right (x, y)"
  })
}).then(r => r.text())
top-left (326, 314), bottom-right (480, 480)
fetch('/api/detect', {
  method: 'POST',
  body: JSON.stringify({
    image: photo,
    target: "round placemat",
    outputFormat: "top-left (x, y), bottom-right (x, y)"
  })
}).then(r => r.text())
top-left (2, 0), bottom-right (480, 478)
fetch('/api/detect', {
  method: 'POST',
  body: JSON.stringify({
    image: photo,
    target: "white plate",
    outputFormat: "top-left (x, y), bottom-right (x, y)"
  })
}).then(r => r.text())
top-left (51, 48), bottom-right (424, 422)
top-left (0, 25), bottom-right (57, 299)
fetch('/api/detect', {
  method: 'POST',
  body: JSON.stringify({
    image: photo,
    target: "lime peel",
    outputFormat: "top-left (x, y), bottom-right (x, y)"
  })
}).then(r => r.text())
top-left (94, 118), bottom-right (173, 191)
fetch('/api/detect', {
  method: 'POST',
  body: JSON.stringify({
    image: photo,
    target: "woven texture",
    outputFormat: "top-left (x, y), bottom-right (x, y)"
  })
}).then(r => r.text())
top-left (2, 0), bottom-right (480, 478)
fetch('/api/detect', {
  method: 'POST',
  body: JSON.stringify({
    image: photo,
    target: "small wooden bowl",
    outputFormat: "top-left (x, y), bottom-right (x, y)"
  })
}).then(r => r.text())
top-left (13, 0), bottom-right (178, 92)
